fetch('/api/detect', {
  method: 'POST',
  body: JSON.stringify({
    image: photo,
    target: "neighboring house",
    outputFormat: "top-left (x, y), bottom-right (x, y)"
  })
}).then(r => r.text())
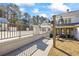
top-left (56, 10), bottom-right (79, 40)
top-left (56, 10), bottom-right (79, 25)
top-left (40, 22), bottom-right (51, 32)
top-left (0, 3), bottom-right (21, 21)
top-left (0, 18), bottom-right (8, 31)
top-left (0, 3), bottom-right (21, 31)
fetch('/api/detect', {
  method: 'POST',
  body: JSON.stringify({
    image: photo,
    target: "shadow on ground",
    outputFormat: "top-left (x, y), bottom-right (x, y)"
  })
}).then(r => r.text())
top-left (54, 46), bottom-right (72, 56)
top-left (3, 37), bottom-right (49, 56)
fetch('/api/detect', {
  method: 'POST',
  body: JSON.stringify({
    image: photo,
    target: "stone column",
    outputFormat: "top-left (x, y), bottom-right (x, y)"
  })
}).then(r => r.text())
top-left (33, 25), bottom-right (40, 35)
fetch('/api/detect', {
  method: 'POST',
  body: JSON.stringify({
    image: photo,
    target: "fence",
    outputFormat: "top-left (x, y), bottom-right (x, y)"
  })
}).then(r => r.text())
top-left (0, 22), bottom-right (50, 40)
top-left (0, 22), bottom-right (34, 40)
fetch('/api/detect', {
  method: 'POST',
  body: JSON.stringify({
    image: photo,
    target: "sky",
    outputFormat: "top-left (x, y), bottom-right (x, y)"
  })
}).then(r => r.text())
top-left (14, 3), bottom-right (79, 20)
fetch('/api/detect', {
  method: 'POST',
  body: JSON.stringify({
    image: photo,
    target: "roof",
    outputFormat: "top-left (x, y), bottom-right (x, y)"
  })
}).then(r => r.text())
top-left (0, 18), bottom-right (8, 23)
top-left (57, 10), bottom-right (79, 18)
top-left (56, 22), bottom-right (79, 28)
top-left (57, 22), bottom-right (79, 26)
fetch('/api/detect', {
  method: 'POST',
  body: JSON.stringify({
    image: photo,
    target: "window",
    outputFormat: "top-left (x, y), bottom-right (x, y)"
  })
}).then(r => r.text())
top-left (65, 19), bottom-right (67, 24)
top-left (0, 9), bottom-right (3, 17)
top-left (68, 18), bottom-right (71, 23)
top-left (0, 23), bottom-right (2, 27)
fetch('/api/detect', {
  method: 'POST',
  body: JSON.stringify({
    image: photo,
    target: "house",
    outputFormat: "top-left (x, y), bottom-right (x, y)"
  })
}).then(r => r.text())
top-left (0, 3), bottom-right (21, 31)
top-left (40, 22), bottom-right (51, 32)
top-left (56, 10), bottom-right (79, 40)
top-left (0, 3), bottom-right (21, 21)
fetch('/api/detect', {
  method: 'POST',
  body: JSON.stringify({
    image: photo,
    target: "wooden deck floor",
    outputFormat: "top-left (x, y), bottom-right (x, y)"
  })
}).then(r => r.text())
top-left (48, 38), bottom-right (79, 56)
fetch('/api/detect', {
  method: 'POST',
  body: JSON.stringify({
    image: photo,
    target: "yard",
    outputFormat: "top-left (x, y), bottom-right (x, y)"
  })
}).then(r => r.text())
top-left (48, 38), bottom-right (79, 56)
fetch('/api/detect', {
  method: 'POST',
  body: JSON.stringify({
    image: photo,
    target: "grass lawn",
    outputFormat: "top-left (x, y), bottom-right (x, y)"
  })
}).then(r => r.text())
top-left (48, 38), bottom-right (79, 56)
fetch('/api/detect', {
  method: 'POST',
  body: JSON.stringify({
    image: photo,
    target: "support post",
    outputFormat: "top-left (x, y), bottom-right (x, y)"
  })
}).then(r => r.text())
top-left (53, 15), bottom-right (56, 47)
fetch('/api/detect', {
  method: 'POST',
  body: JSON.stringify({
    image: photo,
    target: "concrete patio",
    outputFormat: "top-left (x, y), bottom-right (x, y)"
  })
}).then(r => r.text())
top-left (3, 37), bottom-right (53, 56)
